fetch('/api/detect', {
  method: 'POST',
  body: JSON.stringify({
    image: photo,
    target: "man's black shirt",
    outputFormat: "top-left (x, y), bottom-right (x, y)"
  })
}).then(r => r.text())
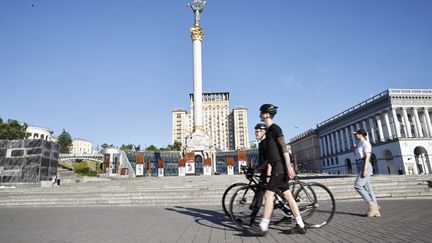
top-left (264, 123), bottom-right (286, 175)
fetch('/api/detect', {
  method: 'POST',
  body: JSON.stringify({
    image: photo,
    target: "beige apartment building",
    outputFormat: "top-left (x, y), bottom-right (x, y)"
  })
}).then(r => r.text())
top-left (71, 138), bottom-right (93, 155)
top-left (172, 92), bottom-right (249, 151)
top-left (229, 107), bottom-right (249, 150)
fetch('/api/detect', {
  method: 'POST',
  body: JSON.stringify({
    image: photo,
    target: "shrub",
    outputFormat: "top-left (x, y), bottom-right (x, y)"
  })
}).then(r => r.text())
top-left (74, 162), bottom-right (96, 176)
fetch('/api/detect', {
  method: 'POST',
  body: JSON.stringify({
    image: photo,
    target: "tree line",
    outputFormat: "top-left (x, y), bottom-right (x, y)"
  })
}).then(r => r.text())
top-left (0, 118), bottom-right (182, 153)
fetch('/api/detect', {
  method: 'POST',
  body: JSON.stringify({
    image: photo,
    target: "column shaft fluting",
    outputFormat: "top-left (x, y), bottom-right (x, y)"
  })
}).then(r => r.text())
top-left (376, 115), bottom-right (385, 142)
top-left (413, 108), bottom-right (423, 137)
top-left (192, 40), bottom-right (203, 129)
top-left (391, 108), bottom-right (402, 138)
top-left (402, 108), bottom-right (412, 137)
top-left (424, 108), bottom-right (432, 138)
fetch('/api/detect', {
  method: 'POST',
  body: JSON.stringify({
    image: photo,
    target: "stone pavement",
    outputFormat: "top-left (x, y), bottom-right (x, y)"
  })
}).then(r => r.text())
top-left (0, 199), bottom-right (431, 243)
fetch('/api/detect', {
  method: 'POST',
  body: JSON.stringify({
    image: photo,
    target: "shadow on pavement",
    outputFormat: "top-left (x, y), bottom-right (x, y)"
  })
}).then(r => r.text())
top-left (334, 210), bottom-right (365, 217)
top-left (165, 206), bottom-right (259, 237)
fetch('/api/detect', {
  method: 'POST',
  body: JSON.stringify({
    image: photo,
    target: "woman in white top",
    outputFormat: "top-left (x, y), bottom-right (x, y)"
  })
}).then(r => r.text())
top-left (353, 128), bottom-right (381, 217)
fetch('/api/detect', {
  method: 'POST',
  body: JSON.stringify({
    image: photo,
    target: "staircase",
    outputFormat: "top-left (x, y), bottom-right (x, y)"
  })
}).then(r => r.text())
top-left (0, 174), bottom-right (431, 207)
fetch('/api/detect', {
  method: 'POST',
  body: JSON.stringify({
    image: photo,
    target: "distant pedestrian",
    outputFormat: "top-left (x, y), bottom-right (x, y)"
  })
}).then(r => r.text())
top-left (398, 167), bottom-right (404, 175)
top-left (353, 128), bottom-right (381, 217)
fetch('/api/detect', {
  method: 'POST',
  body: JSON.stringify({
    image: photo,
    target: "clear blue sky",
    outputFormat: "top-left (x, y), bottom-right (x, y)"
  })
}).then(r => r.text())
top-left (1, 0), bottom-right (431, 149)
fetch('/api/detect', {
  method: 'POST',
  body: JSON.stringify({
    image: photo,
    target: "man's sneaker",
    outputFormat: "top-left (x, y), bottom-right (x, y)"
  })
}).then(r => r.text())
top-left (286, 224), bottom-right (307, 234)
top-left (248, 225), bottom-right (267, 236)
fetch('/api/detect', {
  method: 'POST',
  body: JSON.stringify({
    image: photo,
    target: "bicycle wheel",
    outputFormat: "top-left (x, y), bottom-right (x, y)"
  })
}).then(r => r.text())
top-left (294, 182), bottom-right (335, 228)
top-left (222, 182), bottom-right (248, 217)
top-left (229, 185), bottom-right (260, 228)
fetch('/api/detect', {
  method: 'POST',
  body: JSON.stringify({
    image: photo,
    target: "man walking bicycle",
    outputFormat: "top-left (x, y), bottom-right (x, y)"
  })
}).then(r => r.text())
top-left (255, 104), bottom-right (306, 235)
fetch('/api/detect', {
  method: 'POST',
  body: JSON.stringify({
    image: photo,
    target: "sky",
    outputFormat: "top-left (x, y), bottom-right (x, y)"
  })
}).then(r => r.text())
top-left (1, 0), bottom-right (431, 149)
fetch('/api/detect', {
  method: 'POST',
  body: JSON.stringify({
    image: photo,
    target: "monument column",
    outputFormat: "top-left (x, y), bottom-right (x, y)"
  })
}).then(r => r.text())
top-left (188, 0), bottom-right (206, 132)
top-left (185, 0), bottom-right (214, 173)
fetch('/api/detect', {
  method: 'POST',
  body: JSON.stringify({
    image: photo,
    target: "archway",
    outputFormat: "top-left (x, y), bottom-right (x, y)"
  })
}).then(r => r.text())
top-left (194, 155), bottom-right (203, 175)
top-left (345, 158), bottom-right (352, 174)
top-left (414, 146), bottom-right (431, 174)
top-left (383, 150), bottom-right (395, 175)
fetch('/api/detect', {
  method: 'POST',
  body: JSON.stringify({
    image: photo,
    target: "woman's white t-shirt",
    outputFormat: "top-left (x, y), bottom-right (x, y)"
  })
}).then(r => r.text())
top-left (354, 140), bottom-right (372, 160)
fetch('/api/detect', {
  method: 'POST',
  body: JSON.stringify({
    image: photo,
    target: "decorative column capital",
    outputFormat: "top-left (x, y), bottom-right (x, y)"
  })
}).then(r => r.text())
top-left (190, 27), bottom-right (204, 41)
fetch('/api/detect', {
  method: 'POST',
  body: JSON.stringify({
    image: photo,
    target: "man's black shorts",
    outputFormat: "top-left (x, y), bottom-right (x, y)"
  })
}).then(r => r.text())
top-left (267, 173), bottom-right (290, 192)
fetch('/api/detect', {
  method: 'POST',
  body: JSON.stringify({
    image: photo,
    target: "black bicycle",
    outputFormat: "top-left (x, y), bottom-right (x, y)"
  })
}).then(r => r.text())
top-left (229, 167), bottom-right (336, 229)
top-left (221, 167), bottom-right (305, 218)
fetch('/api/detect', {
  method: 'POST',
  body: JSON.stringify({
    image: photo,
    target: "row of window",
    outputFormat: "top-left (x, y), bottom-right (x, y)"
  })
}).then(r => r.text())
top-left (322, 157), bottom-right (340, 167)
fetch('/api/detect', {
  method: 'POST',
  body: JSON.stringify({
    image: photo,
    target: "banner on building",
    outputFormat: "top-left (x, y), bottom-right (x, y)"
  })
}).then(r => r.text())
top-left (158, 168), bottom-right (164, 177)
top-left (136, 164), bottom-right (144, 176)
top-left (186, 160), bottom-right (195, 175)
top-left (227, 157), bottom-right (234, 175)
top-left (135, 152), bottom-right (144, 177)
top-left (178, 159), bottom-right (186, 176)
top-left (204, 158), bottom-right (212, 176)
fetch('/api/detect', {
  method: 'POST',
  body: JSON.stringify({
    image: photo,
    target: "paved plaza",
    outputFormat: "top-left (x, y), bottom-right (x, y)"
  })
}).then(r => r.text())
top-left (0, 199), bottom-right (431, 243)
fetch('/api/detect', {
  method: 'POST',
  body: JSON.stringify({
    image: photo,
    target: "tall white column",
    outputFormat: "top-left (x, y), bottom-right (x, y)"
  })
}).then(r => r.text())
top-left (421, 113), bottom-right (430, 138)
top-left (368, 118), bottom-right (377, 144)
top-left (320, 137), bottom-right (326, 156)
top-left (391, 108), bottom-right (402, 138)
top-left (356, 123), bottom-right (361, 130)
top-left (424, 108), bottom-right (432, 138)
top-left (323, 137), bottom-right (328, 156)
top-left (335, 131), bottom-right (340, 153)
top-left (362, 120), bottom-right (369, 142)
top-left (383, 111), bottom-right (393, 139)
top-left (330, 133), bottom-right (336, 155)
top-left (192, 38), bottom-right (203, 129)
top-left (402, 108), bottom-right (412, 137)
top-left (345, 127), bottom-right (351, 150)
top-left (376, 115), bottom-right (385, 142)
top-left (413, 108), bottom-right (423, 138)
top-left (340, 129), bottom-right (346, 152)
top-left (350, 125), bottom-right (356, 146)
top-left (325, 135), bottom-right (331, 155)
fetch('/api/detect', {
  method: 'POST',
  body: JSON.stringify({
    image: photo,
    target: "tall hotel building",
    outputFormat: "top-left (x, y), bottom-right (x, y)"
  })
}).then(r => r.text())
top-left (172, 92), bottom-right (249, 151)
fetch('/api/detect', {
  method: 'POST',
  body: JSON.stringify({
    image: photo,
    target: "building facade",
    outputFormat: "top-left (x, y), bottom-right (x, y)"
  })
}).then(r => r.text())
top-left (315, 89), bottom-right (432, 175)
top-left (172, 92), bottom-right (249, 151)
top-left (71, 138), bottom-right (93, 155)
top-left (172, 109), bottom-right (190, 145)
top-left (26, 125), bottom-right (53, 141)
top-left (289, 129), bottom-right (322, 173)
top-left (228, 107), bottom-right (249, 150)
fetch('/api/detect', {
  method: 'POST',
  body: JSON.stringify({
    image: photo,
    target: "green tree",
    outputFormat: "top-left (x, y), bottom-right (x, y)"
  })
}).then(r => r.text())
top-left (159, 141), bottom-right (182, 151)
top-left (57, 129), bottom-right (73, 153)
top-left (0, 118), bottom-right (29, 140)
top-left (146, 145), bottom-right (158, 151)
top-left (172, 140), bottom-right (182, 151)
top-left (100, 143), bottom-right (116, 150)
top-left (166, 141), bottom-right (182, 151)
top-left (120, 144), bottom-right (134, 151)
